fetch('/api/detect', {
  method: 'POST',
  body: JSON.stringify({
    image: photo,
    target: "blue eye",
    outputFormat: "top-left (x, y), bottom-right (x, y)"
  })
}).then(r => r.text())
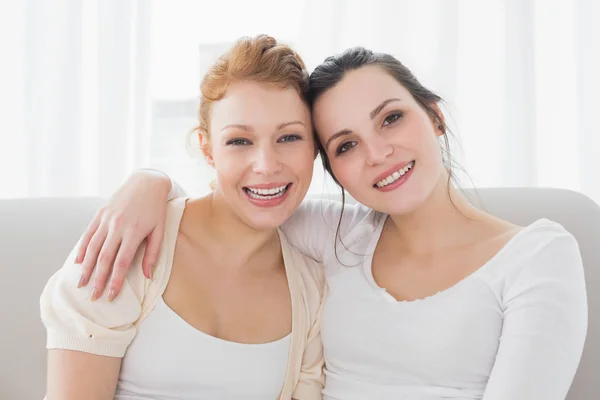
top-left (382, 112), bottom-right (403, 127)
top-left (227, 138), bottom-right (251, 146)
top-left (278, 134), bottom-right (302, 143)
top-left (336, 141), bottom-right (357, 155)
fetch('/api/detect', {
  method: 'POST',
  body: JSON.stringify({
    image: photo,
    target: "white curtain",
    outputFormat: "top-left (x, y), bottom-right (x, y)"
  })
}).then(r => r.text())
top-left (0, 0), bottom-right (152, 198)
top-left (1, 0), bottom-right (599, 203)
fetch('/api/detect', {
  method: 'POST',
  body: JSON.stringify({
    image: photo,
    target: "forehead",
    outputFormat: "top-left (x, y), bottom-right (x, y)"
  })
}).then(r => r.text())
top-left (210, 81), bottom-right (309, 131)
top-left (313, 66), bottom-right (412, 131)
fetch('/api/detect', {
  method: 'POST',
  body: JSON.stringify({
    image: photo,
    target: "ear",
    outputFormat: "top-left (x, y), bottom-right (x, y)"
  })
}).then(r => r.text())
top-left (429, 103), bottom-right (446, 137)
top-left (198, 131), bottom-right (214, 167)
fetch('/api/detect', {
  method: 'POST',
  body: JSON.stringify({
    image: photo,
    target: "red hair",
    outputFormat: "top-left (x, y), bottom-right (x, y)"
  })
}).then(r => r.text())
top-left (196, 34), bottom-right (309, 142)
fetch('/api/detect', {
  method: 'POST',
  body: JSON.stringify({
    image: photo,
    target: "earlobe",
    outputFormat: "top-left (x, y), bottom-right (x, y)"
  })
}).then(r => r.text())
top-left (436, 124), bottom-right (445, 137)
top-left (198, 132), bottom-right (214, 167)
top-left (429, 103), bottom-right (446, 137)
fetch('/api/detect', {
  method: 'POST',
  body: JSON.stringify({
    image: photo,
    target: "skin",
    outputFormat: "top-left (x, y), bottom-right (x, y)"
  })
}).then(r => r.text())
top-left (47, 81), bottom-right (315, 399)
top-left (312, 65), bottom-right (519, 302)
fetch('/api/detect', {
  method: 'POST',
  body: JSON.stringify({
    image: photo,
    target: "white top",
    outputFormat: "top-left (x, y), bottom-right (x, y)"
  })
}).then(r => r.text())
top-left (115, 297), bottom-right (291, 400)
top-left (41, 198), bottom-right (325, 400)
top-left (280, 199), bottom-right (588, 400)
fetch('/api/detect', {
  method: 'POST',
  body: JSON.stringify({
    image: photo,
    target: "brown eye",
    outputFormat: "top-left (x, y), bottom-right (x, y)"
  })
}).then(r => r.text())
top-left (336, 141), bottom-right (357, 155)
top-left (382, 112), bottom-right (403, 127)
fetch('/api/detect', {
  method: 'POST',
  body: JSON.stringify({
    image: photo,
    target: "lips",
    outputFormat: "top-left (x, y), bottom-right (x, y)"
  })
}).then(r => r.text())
top-left (242, 183), bottom-right (293, 207)
top-left (373, 160), bottom-right (415, 188)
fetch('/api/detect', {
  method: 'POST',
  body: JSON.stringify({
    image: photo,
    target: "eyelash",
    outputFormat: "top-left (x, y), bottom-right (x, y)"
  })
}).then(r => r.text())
top-left (227, 138), bottom-right (251, 146)
top-left (336, 141), bottom-right (357, 155)
top-left (278, 134), bottom-right (302, 143)
top-left (335, 112), bottom-right (403, 156)
top-left (382, 112), bottom-right (403, 127)
top-left (226, 134), bottom-right (302, 146)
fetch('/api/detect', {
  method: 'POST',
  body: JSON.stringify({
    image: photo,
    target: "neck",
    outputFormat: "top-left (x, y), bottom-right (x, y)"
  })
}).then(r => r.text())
top-left (186, 191), bottom-right (281, 270)
top-left (386, 172), bottom-right (482, 255)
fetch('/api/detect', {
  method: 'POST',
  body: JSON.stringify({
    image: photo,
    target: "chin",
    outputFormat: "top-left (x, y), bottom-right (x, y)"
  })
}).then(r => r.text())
top-left (244, 213), bottom-right (291, 231)
top-left (357, 189), bottom-right (426, 216)
top-left (240, 201), bottom-right (299, 230)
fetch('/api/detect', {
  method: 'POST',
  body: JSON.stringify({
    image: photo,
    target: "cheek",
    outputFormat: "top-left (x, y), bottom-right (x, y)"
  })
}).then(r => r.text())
top-left (286, 146), bottom-right (315, 180)
top-left (328, 155), bottom-right (362, 189)
top-left (212, 149), bottom-right (248, 184)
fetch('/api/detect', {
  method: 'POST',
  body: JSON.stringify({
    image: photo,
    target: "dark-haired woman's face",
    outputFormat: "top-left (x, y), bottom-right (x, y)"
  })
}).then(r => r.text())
top-left (313, 65), bottom-right (447, 215)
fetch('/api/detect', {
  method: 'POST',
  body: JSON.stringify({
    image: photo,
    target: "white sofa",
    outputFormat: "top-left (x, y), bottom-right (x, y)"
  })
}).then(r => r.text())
top-left (1, 188), bottom-right (598, 399)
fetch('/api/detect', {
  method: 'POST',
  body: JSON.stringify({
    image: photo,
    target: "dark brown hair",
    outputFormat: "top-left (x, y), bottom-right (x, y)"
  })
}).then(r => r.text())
top-left (308, 47), bottom-right (460, 260)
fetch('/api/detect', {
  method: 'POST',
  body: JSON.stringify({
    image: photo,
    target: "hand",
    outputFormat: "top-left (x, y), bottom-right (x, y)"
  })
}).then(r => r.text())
top-left (75, 170), bottom-right (172, 301)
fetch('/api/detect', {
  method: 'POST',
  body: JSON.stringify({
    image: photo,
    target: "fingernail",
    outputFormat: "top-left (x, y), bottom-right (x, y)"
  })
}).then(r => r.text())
top-left (148, 269), bottom-right (153, 280)
top-left (90, 288), bottom-right (98, 302)
top-left (77, 275), bottom-right (85, 288)
top-left (107, 289), bottom-right (116, 302)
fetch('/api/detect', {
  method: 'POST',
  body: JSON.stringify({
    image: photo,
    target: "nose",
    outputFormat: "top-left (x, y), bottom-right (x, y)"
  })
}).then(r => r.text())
top-left (252, 145), bottom-right (283, 176)
top-left (364, 134), bottom-right (393, 167)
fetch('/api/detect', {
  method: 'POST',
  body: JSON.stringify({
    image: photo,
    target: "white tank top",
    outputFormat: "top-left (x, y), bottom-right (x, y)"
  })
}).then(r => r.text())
top-left (114, 297), bottom-right (291, 400)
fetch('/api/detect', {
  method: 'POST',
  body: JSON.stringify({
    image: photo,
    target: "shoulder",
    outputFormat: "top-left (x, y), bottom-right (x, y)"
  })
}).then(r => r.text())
top-left (505, 219), bottom-right (580, 260)
top-left (486, 219), bottom-right (584, 296)
top-left (291, 198), bottom-right (381, 238)
top-left (278, 230), bottom-right (326, 312)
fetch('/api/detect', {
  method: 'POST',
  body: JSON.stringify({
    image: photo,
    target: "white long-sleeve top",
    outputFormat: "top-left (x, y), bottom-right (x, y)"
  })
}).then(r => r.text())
top-left (169, 182), bottom-right (588, 399)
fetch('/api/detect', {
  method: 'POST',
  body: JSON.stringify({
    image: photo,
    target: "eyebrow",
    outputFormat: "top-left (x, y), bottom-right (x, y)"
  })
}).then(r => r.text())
top-left (325, 98), bottom-right (403, 151)
top-left (277, 120), bottom-right (306, 130)
top-left (221, 124), bottom-right (252, 132)
top-left (325, 129), bottom-right (352, 151)
top-left (369, 98), bottom-right (402, 120)
top-left (221, 120), bottom-right (306, 132)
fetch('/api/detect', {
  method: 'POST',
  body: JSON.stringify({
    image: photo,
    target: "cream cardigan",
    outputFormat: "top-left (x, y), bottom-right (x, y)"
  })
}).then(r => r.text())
top-left (40, 198), bottom-right (326, 399)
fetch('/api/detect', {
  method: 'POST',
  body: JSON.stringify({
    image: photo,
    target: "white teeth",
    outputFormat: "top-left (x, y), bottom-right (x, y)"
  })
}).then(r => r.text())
top-left (245, 184), bottom-right (289, 199)
top-left (247, 185), bottom-right (287, 195)
top-left (375, 161), bottom-right (415, 188)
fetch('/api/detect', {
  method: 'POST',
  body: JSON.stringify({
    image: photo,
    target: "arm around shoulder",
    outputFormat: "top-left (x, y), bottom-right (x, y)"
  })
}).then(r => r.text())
top-left (281, 198), bottom-right (370, 263)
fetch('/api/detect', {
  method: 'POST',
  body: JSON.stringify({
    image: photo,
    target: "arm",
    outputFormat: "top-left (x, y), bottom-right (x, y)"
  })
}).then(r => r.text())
top-left (42, 244), bottom-right (144, 399)
top-left (76, 169), bottom-right (186, 299)
top-left (482, 233), bottom-right (588, 399)
top-left (47, 350), bottom-right (121, 400)
top-left (281, 198), bottom-right (369, 263)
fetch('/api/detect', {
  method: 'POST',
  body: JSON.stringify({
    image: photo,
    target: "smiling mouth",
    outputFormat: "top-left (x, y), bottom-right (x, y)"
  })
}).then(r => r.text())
top-left (243, 183), bottom-right (292, 200)
top-left (373, 160), bottom-right (415, 188)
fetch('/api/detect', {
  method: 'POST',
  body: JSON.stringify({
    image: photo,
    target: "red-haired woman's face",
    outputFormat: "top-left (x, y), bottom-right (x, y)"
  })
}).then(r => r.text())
top-left (204, 80), bottom-right (315, 230)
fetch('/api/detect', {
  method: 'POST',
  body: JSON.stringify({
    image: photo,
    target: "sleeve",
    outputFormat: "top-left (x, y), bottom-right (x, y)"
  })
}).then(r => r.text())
top-left (482, 232), bottom-right (588, 399)
top-left (280, 198), bottom-right (370, 263)
top-left (40, 243), bottom-right (147, 358)
top-left (167, 177), bottom-right (188, 199)
top-left (292, 260), bottom-right (327, 400)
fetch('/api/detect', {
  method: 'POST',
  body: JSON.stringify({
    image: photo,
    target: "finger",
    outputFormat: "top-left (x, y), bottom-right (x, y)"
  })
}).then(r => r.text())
top-left (89, 230), bottom-right (122, 301)
top-left (106, 235), bottom-right (143, 302)
top-left (142, 224), bottom-right (165, 280)
top-left (78, 223), bottom-right (109, 288)
top-left (75, 212), bottom-right (103, 264)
